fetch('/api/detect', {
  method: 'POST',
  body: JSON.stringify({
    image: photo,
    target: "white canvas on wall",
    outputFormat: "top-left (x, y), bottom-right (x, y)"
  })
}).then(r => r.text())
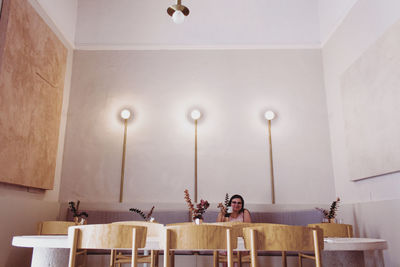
top-left (341, 19), bottom-right (400, 181)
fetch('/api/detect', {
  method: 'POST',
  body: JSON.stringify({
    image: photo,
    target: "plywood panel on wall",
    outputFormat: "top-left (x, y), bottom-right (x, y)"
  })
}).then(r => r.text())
top-left (0, 0), bottom-right (67, 189)
top-left (341, 19), bottom-right (400, 181)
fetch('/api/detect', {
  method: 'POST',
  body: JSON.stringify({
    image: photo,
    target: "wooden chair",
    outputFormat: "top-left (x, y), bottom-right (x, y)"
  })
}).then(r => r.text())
top-left (211, 222), bottom-right (254, 267)
top-left (163, 224), bottom-right (236, 267)
top-left (298, 223), bottom-right (353, 266)
top-left (307, 223), bottom-right (353, 238)
top-left (242, 224), bottom-right (323, 267)
top-left (68, 224), bottom-right (147, 267)
top-left (37, 221), bottom-right (77, 235)
top-left (38, 221), bottom-right (87, 266)
top-left (110, 221), bottom-right (164, 267)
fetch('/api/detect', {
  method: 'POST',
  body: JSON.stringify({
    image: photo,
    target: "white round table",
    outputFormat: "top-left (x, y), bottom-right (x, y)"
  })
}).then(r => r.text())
top-left (13, 235), bottom-right (388, 267)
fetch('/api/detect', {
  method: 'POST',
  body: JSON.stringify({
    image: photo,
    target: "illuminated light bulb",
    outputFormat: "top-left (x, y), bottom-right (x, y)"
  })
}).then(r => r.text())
top-left (172, 10), bottom-right (185, 24)
top-left (264, 110), bottom-right (275, 120)
top-left (121, 109), bottom-right (131, 120)
top-left (191, 109), bottom-right (201, 120)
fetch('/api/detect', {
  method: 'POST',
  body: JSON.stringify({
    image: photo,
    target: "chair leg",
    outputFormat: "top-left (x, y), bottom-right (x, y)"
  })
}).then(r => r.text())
top-left (164, 229), bottom-right (171, 267)
top-left (281, 251), bottom-right (287, 267)
top-left (131, 228), bottom-right (137, 267)
top-left (249, 229), bottom-right (258, 267)
top-left (170, 251), bottom-right (175, 267)
top-left (150, 250), bottom-right (155, 267)
top-left (237, 251), bottom-right (242, 267)
top-left (110, 249), bottom-right (115, 267)
top-left (213, 251), bottom-right (219, 267)
top-left (312, 230), bottom-right (322, 267)
top-left (82, 250), bottom-right (87, 267)
top-left (155, 251), bottom-right (159, 267)
top-left (116, 252), bottom-right (123, 267)
top-left (298, 254), bottom-right (303, 267)
top-left (226, 229), bottom-right (233, 267)
top-left (68, 228), bottom-right (79, 267)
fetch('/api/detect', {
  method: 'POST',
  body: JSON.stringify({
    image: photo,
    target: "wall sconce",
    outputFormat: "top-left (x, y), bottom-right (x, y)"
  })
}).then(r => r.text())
top-left (167, 0), bottom-right (189, 24)
top-left (119, 108), bottom-right (132, 203)
top-left (264, 110), bottom-right (276, 204)
top-left (190, 109), bottom-right (201, 202)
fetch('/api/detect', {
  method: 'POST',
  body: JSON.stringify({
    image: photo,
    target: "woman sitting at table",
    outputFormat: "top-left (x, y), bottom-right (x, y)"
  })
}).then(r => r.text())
top-left (217, 194), bottom-right (252, 222)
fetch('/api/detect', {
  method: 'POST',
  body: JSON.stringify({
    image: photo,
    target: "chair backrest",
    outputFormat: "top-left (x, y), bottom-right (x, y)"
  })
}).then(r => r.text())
top-left (68, 224), bottom-right (147, 249)
top-left (243, 223), bottom-right (324, 252)
top-left (164, 224), bottom-right (237, 250)
top-left (37, 221), bottom-right (76, 235)
top-left (112, 221), bottom-right (164, 238)
top-left (308, 223), bottom-right (353, 237)
top-left (211, 222), bottom-right (257, 238)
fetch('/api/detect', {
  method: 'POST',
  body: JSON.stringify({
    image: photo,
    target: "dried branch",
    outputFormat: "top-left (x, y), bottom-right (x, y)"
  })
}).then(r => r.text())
top-left (184, 189), bottom-right (209, 220)
top-left (184, 189), bottom-right (195, 213)
top-left (146, 206), bottom-right (155, 220)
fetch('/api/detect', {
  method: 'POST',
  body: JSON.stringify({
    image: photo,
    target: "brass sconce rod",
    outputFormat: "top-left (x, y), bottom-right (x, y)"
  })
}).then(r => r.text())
top-left (267, 120), bottom-right (275, 204)
top-left (190, 108), bottom-right (201, 203)
top-left (194, 119), bottom-right (198, 203)
top-left (119, 119), bottom-right (128, 203)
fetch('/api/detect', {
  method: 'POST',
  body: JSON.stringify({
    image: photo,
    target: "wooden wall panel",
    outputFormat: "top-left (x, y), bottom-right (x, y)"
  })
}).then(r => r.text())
top-left (0, 0), bottom-right (67, 189)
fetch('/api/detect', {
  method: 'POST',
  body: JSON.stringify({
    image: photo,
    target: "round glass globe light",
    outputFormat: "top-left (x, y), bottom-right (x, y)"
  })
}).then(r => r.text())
top-left (264, 110), bottom-right (275, 120)
top-left (191, 109), bottom-right (201, 120)
top-left (172, 10), bottom-right (185, 24)
top-left (121, 109), bottom-right (131, 119)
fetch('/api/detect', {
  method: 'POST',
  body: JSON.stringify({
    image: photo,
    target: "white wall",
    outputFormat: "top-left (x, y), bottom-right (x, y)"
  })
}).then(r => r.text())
top-left (322, 0), bottom-right (400, 265)
top-left (318, 0), bottom-right (358, 45)
top-left (30, 0), bottom-right (77, 47)
top-left (60, 49), bottom-right (335, 206)
top-left (322, 0), bottom-right (400, 203)
top-left (75, 0), bottom-right (320, 48)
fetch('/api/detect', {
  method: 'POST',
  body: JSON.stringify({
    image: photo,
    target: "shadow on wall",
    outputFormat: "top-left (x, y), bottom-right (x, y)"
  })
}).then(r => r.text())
top-left (5, 246), bottom-right (32, 267)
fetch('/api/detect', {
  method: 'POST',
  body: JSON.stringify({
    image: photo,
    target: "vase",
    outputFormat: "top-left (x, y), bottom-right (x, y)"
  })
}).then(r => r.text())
top-left (73, 217), bottom-right (87, 225)
top-left (194, 218), bottom-right (203, 225)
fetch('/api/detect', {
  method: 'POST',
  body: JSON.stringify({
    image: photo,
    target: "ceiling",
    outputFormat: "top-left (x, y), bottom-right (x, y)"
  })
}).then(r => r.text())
top-left (34, 0), bottom-right (359, 49)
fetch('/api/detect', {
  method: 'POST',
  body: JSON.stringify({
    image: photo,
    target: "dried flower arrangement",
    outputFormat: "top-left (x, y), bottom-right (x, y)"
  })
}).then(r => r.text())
top-left (316, 197), bottom-right (340, 222)
top-left (184, 189), bottom-right (210, 220)
top-left (68, 200), bottom-right (88, 224)
top-left (129, 206), bottom-right (155, 222)
top-left (217, 193), bottom-right (230, 217)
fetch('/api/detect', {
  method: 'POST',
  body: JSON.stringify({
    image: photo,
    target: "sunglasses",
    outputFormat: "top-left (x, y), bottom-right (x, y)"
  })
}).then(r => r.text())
top-left (231, 201), bottom-right (242, 205)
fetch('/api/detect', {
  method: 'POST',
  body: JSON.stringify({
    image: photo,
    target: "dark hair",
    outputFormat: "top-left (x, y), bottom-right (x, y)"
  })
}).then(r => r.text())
top-left (228, 194), bottom-right (245, 214)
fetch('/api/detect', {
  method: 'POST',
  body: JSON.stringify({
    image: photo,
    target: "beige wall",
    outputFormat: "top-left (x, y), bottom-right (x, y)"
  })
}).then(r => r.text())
top-left (60, 49), bottom-right (335, 206)
top-left (322, 0), bottom-right (400, 265)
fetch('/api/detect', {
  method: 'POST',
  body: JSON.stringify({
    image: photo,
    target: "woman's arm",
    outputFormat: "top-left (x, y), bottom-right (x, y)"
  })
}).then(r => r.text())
top-left (216, 212), bottom-right (226, 222)
top-left (243, 209), bottom-right (252, 223)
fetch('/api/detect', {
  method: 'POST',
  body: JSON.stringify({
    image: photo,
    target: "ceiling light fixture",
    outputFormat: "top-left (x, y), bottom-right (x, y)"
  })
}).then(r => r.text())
top-left (167, 0), bottom-right (190, 24)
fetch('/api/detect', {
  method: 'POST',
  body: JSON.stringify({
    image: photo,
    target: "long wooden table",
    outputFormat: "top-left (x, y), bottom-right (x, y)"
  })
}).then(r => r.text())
top-left (12, 235), bottom-right (388, 267)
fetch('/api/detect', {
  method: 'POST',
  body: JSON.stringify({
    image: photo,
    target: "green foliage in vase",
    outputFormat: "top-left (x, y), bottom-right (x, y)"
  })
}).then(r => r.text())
top-left (129, 206), bottom-right (155, 221)
top-left (316, 197), bottom-right (340, 219)
top-left (217, 193), bottom-right (230, 217)
top-left (68, 200), bottom-right (88, 219)
top-left (224, 193), bottom-right (230, 207)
